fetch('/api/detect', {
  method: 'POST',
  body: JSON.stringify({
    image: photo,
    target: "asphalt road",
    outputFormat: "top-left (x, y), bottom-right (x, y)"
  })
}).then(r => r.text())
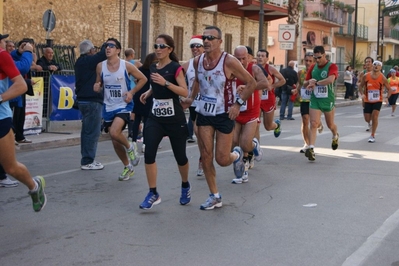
top-left (1, 103), bottom-right (399, 266)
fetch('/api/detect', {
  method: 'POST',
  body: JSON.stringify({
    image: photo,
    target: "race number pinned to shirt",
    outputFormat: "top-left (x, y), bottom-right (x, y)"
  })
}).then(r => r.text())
top-left (152, 98), bottom-right (175, 117)
top-left (261, 89), bottom-right (269, 100)
top-left (105, 85), bottom-right (122, 100)
top-left (391, 86), bottom-right (397, 92)
top-left (196, 95), bottom-right (217, 116)
top-left (300, 87), bottom-right (311, 100)
top-left (314, 85), bottom-right (328, 98)
top-left (367, 90), bottom-right (380, 101)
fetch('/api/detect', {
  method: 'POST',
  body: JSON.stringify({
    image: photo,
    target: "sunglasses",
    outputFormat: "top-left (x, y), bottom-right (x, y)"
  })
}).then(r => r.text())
top-left (313, 55), bottom-right (323, 59)
top-left (190, 44), bottom-right (203, 49)
top-left (373, 63), bottom-right (382, 66)
top-left (153, 43), bottom-right (170, 49)
top-left (202, 35), bottom-right (220, 41)
top-left (107, 43), bottom-right (118, 49)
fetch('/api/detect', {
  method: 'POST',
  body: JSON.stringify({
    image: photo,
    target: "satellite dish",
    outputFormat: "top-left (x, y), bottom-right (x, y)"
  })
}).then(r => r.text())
top-left (131, 2), bottom-right (138, 12)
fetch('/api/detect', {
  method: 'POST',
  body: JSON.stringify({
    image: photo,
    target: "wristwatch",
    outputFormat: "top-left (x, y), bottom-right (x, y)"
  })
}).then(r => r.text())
top-left (165, 81), bottom-right (171, 87)
top-left (0, 94), bottom-right (3, 105)
top-left (236, 98), bottom-right (245, 106)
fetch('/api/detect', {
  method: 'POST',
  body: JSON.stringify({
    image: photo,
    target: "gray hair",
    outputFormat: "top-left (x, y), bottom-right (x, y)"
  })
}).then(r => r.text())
top-left (79, 39), bottom-right (94, 55)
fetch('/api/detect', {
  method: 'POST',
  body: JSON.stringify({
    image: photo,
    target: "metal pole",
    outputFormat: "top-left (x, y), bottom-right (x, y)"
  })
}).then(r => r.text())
top-left (352, 0), bottom-right (358, 68)
top-left (141, 0), bottom-right (150, 63)
top-left (377, 0), bottom-right (381, 58)
top-left (258, 0), bottom-right (264, 50)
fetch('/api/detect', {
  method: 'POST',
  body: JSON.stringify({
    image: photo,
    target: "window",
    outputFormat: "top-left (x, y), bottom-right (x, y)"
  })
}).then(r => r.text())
top-left (173, 26), bottom-right (184, 60)
top-left (248, 37), bottom-right (255, 52)
top-left (225, 34), bottom-right (232, 54)
top-left (128, 20), bottom-right (141, 59)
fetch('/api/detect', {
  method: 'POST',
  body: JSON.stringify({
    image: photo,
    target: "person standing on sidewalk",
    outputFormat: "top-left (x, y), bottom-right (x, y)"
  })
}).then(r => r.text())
top-left (75, 40), bottom-right (107, 170)
top-left (139, 34), bottom-right (190, 209)
top-left (344, 65), bottom-right (353, 100)
top-left (303, 46), bottom-right (339, 161)
top-left (181, 35), bottom-right (204, 176)
top-left (387, 69), bottom-right (399, 116)
top-left (279, 60), bottom-right (298, 120)
top-left (358, 60), bottom-right (391, 143)
top-left (183, 26), bottom-right (256, 210)
top-left (0, 33), bottom-right (46, 211)
top-left (94, 38), bottom-right (147, 180)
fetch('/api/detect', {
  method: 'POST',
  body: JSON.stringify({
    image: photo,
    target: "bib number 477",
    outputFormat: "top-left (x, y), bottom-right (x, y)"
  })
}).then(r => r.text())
top-left (204, 102), bottom-right (215, 113)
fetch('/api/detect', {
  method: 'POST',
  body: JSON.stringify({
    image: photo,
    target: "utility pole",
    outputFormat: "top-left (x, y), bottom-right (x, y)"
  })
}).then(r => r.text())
top-left (258, 0), bottom-right (265, 50)
top-left (352, 0), bottom-right (358, 68)
top-left (141, 0), bottom-right (150, 63)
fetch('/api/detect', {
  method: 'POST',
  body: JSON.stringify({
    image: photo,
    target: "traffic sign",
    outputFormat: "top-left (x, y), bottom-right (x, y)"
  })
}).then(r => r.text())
top-left (280, 43), bottom-right (294, 50)
top-left (42, 9), bottom-right (56, 33)
top-left (278, 24), bottom-right (296, 43)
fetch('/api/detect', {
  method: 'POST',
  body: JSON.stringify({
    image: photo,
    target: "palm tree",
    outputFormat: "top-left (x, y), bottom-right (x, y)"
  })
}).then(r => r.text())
top-left (286, 0), bottom-right (302, 62)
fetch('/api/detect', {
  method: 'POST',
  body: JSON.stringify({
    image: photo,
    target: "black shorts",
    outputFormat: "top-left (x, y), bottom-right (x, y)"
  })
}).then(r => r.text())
top-left (0, 118), bottom-right (12, 138)
top-left (363, 102), bottom-right (382, 114)
top-left (196, 113), bottom-right (234, 134)
top-left (189, 106), bottom-right (197, 122)
top-left (103, 112), bottom-right (130, 133)
top-left (388, 94), bottom-right (399, 106)
top-left (300, 102), bottom-right (310, 116)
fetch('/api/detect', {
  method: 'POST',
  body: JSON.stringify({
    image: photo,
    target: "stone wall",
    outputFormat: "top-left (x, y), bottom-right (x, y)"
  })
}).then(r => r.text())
top-left (3, 0), bottom-right (263, 61)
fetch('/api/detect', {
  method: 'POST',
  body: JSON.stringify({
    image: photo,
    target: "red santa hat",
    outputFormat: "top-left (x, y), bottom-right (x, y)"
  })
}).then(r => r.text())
top-left (189, 35), bottom-right (203, 46)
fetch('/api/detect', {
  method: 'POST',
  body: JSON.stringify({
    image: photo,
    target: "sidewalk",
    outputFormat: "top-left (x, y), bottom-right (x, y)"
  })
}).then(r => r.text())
top-left (16, 97), bottom-right (361, 152)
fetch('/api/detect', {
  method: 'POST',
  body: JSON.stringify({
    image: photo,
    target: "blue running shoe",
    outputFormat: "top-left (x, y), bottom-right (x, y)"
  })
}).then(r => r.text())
top-left (200, 194), bottom-right (222, 210)
top-left (232, 146), bottom-right (244, 178)
top-left (139, 191), bottom-right (161, 209)
top-left (252, 138), bottom-right (263, 162)
top-left (274, 119), bottom-right (281, 138)
top-left (180, 183), bottom-right (191, 205)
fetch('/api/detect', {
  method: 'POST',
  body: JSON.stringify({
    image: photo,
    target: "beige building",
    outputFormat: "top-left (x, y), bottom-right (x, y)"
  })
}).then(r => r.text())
top-left (2, 0), bottom-right (287, 61)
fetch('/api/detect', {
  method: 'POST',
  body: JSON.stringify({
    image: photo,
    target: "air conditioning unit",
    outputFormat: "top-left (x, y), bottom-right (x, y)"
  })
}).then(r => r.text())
top-left (322, 36), bottom-right (332, 45)
top-left (267, 36), bottom-right (274, 46)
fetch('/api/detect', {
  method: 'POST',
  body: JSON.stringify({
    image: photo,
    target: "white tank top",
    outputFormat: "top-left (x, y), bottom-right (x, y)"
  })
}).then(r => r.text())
top-left (196, 52), bottom-right (235, 115)
top-left (101, 59), bottom-right (130, 112)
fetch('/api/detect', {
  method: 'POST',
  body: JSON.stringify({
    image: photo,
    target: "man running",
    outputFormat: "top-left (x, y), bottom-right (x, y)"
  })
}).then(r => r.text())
top-left (303, 46), bottom-right (339, 161)
top-left (358, 60), bottom-right (391, 143)
top-left (231, 45), bottom-right (271, 184)
top-left (94, 38), bottom-right (147, 180)
top-left (358, 57), bottom-right (374, 131)
top-left (184, 26), bottom-right (256, 210)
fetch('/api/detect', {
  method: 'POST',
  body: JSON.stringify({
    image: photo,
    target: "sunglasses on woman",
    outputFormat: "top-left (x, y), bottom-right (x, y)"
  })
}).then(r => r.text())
top-left (153, 43), bottom-right (170, 49)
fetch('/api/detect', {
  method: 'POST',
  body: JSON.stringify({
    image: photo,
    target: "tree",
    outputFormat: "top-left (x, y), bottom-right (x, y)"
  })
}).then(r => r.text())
top-left (286, 0), bottom-right (302, 63)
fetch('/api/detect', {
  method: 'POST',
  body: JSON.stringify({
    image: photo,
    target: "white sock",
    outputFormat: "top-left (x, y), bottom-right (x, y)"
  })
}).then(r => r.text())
top-left (30, 180), bottom-right (38, 192)
top-left (213, 192), bottom-right (220, 198)
top-left (128, 143), bottom-right (133, 151)
top-left (309, 145), bottom-right (314, 149)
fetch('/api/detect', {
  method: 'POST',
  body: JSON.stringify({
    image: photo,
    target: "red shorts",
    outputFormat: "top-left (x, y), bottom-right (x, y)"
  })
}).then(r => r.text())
top-left (236, 113), bottom-right (259, 125)
top-left (260, 99), bottom-right (276, 113)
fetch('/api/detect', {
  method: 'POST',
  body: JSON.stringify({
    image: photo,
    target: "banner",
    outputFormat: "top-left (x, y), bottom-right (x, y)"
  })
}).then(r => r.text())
top-left (50, 74), bottom-right (81, 121)
top-left (24, 77), bottom-right (44, 135)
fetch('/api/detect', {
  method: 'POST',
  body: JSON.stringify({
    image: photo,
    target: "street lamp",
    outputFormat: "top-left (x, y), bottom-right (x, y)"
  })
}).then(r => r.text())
top-left (259, 0), bottom-right (265, 50)
top-left (352, 0), bottom-right (358, 68)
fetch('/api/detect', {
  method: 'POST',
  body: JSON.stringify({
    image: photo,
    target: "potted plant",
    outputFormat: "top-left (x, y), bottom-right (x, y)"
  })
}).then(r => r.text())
top-left (345, 4), bottom-right (355, 14)
top-left (333, 1), bottom-right (341, 9)
top-left (312, 11), bottom-right (320, 17)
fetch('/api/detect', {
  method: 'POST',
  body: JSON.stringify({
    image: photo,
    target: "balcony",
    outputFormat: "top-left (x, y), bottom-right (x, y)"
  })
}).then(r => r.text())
top-left (384, 28), bottom-right (399, 41)
top-left (303, 1), bottom-right (347, 27)
top-left (335, 23), bottom-right (368, 40)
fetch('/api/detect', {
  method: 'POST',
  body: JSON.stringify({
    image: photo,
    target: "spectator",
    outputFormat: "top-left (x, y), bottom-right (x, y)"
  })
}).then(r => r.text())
top-left (279, 61), bottom-right (298, 120)
top-left (5, 40), bottom-right (15, 53)
top-left (36, 46), bottom-right (62, 72)
top-left (344, 65), bottom-right (353, 100)
top-left (74, 39), bottom-right (107, 170)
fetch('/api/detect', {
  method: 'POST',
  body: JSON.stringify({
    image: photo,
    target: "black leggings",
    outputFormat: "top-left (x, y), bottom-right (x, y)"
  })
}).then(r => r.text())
top-left (132, 114), bottom-right (148, 143)
top-left (144, 117), bottom-right (188, 165)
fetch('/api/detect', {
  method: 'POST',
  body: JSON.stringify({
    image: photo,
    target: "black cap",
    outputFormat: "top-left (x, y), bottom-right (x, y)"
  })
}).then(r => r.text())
top-left (0, 34), bottom-right (10, 40)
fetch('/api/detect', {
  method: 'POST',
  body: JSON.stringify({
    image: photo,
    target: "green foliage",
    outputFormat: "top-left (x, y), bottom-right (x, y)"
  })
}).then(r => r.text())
top-left (384, 57), bottom-right (399, 66)
top-left (346, 50), bottom-right (364, 70)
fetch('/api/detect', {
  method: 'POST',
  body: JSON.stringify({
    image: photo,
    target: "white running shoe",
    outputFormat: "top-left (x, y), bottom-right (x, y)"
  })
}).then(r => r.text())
top-left (368, 136), bottom-right (375, 143)
top-left (81, 161), bottom-right (104, 170)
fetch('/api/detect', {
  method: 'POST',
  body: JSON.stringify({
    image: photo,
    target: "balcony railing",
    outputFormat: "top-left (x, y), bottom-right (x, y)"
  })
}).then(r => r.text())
top-left (336, 23), bottom-right (368, 40)
top-left (384, 28), bottom-right (399, 41)
top-left (304, 2), bottom-right (347, 26)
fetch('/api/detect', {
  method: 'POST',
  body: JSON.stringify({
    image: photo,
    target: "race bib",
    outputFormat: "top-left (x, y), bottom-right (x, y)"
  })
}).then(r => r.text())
top-left (314, 85), bottom-right (328, 98)
top-left (300, 87), bottom-right (311, 100)
top-left (152, 98), bottom-right (175, 117)
top-left (261, 89), bottom-right (268, 100)
top-left (195, 95), bottom-right (217, 116)
top-left (391, 86), bottom-right (397, 92)
top-left (105, 85), bottom-right (122, 99)
top-left (192, 93), bottom-right (201, 107)
top-left (367, 90), bottom-right (380, 101)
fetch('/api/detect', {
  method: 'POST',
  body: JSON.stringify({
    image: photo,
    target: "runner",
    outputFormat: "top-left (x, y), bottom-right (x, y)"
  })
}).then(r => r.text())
top-left (387, 69), bottom-right (399, 116)
top-left (297, 52), bottom-right (324, 153)
top-left (231, 45), bottom-right (271, 184)
top-left (358, 60), bottom-right (391, 143)
top-left (303, 46), bottom-right (339, 161)
top-left (94, 38), bottom-right (147, 180)
top-left (184, 26), bottom-right (256, 210)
